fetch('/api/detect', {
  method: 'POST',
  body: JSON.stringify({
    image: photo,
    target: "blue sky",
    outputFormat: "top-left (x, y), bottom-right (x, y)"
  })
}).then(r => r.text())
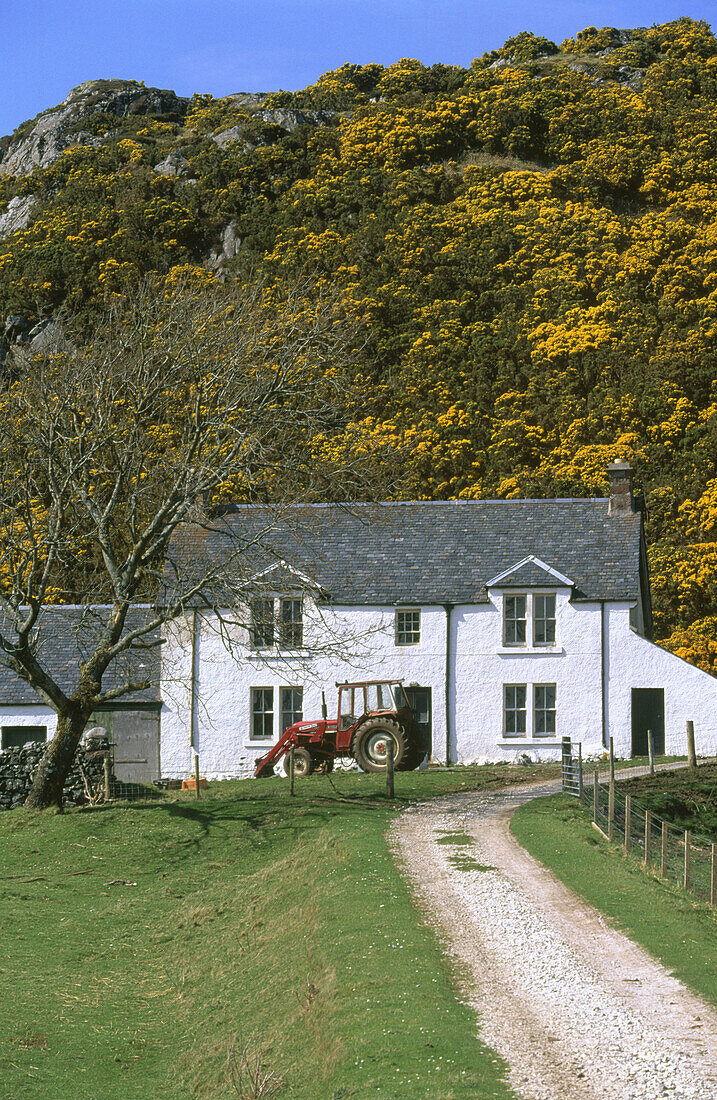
top-left (1, 1), bottom-right (714, 137)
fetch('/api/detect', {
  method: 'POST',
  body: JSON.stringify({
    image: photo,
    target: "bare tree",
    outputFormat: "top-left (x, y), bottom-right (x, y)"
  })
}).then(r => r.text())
top-left (0, 275), bottom-right (386, 809)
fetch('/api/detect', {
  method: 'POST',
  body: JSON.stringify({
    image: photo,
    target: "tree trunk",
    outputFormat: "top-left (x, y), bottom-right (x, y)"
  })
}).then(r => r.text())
top-left (24, 706), bottom-right (91, 810)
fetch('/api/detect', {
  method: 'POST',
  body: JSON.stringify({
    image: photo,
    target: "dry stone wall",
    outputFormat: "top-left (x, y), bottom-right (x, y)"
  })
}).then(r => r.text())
top-left (0, 736), bottom-right (111, 809)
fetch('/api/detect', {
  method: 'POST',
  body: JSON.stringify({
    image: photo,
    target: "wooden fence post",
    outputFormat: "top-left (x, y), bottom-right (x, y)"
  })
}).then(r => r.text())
top-left (711, 844), bottom-right (716, 906)
top-left (593, 769), bottom-right (598, 823)
top-left (648, 729), bottom-right (655, 774)
top-left (608, 778), bottom-right (615, 841)
top-left (194, 753), bottom-right (201, 800)
top-left (686, 721), bottom-right (697, 770)
top-left (289, 747), bottom-right (295, 796)
top-left (609, 736), bottom-right (615, 784)
top-left (103, 756), bottom-right (111, 802)
top-left (684, 830), bottom-right (691, 890)
top-left (661, 820), bottom-right (667, 878)
top-left (624, 794), bottom-right (631, 855)
top-left (578, 743), bottom-right (583, 802)
top-left (386, 737), bottom-right (395, 800)
top-left (644, 809), bottom-right (651, 867)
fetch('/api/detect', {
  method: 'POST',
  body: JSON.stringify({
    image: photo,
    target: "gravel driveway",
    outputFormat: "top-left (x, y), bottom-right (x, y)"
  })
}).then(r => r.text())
top-left (392, 777), bottom-right (717, 1100)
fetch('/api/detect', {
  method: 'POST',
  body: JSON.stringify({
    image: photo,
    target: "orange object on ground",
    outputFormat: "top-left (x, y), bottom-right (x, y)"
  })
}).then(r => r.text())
top-left (181, 776), bottom-right (208, 790)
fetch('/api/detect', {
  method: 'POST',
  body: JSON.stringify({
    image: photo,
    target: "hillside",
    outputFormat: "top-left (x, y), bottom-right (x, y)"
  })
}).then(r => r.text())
top-left (2, 18), bottom-right (717, 662)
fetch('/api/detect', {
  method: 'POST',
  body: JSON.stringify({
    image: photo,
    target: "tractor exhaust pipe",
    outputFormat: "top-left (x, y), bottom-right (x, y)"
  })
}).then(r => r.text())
top-left (321, 691), bottom-right (328, 720)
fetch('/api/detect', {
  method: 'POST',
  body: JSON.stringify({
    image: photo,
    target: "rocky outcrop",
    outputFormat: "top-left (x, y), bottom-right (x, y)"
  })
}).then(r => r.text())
top-left (153, 151), bottom-right (190, 177)
top-left (207, 220), bottom-right (242, 271)
top-left (0, 194), bottom-right (37, 236)
top-left (210, 107), bottom-right (337, 148)
top-left (0, 79), bottom-right (190, 177)
top-left (0, 313), bottom-right (66, 371)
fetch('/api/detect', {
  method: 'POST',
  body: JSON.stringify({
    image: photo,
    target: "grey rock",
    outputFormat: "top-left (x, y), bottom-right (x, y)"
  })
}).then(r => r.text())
top-left (0, 194), bottom-right (37, 237)
top-left (207, 220), bottom-right (242, 271)
top-left (210, 125), bottom-right (250, 149)
top-left (0, 80), bottom-right (190, 178)
top-left (489, 59), bottom-right (509, 70)
top-left (257, 108), bottom-right (335, 132)
top-left (153, 151), bottom-right (190, 177)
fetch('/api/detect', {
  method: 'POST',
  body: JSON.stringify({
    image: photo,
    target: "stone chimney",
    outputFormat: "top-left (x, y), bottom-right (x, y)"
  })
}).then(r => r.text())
top-left (607, 459), bottom-right (635, 515)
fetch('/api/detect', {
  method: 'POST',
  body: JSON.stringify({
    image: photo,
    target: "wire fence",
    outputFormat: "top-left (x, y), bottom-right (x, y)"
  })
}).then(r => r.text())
top-left (561, 740), bottom-right (717, 907)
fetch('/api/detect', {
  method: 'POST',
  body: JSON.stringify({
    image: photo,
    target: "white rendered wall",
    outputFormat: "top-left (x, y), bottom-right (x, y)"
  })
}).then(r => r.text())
top-left (607, 604), bottom-right (717, 757)
top-left (451, 590), bottom-right (604, 763)
top-left (0, 707), bottom-right (57, 745)
top-left (160, 603), bottom-right (448, 779)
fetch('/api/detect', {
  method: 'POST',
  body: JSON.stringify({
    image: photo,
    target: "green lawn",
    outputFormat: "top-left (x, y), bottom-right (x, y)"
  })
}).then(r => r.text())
top-left (511, 793), bottom-right (717, 1006)
top-left (0, 764), bottom-right (555, 1100)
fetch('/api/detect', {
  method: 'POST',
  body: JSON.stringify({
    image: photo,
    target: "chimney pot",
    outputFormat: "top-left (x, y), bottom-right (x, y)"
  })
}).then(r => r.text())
top-left (607, 459), bottom-right (634, 515)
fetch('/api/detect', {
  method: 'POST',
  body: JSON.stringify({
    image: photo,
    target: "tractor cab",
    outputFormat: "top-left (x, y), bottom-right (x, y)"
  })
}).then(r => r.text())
top-left (335, 680), bottom-right (411, 746)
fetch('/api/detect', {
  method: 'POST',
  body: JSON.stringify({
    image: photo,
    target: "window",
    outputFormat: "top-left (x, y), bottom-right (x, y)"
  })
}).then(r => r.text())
top-left (280, 598), bottom-right (303, 648)
top-left (280, 687), bottom-right (303, 733)
top-left (503, 596), bottom-right (527, 646)
top-left (533, 684), bottom-right (557, 737)
top-left (395, 609), bottom-right (421, 646)
top-left (533, 595), bottom-right (556, 646)
top-left (502, 684), bottom-right (557, 739)
top-left (250, 598), bottom-right (274, 647)
top-left (503, 593), bottom-right (557, 647)
top-left (503, 685), bottom-right (527, 737)
top-left (251, 688), bottom-right (274, 740)
top-left (1, 725), bottom-right (47, 750)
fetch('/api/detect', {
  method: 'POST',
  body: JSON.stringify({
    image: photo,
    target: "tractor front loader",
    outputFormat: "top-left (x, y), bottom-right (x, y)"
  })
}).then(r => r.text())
top-left (254, 680), bottom-right (422, 778)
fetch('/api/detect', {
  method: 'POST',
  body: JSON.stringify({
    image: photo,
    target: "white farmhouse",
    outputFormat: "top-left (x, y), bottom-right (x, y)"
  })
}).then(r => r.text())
top-left (158, 460), bottom-right (717, 779)
top-left (1, 461), bottom-right (716, 781)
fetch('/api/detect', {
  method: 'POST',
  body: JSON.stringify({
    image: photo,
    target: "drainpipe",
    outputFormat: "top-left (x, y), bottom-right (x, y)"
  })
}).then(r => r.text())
top-left (189, 609), bottom-right (199, 754)
top-left (443, 603), bottom-right (453, 765)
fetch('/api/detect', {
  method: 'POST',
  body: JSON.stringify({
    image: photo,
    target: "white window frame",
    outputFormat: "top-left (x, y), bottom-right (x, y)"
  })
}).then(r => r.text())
top-left (502, 592), bottom-right (557, 648)
top-left (250, 597), bottom-right (275, 648)
top-left (249, 596), bottom-right (304, 650)
top-left (502, 682), bottom-right (557, 740)
top-left (503, 684), bottom-right (527, 737)
top-left (503, 595), bottom-right (527, 646)
top-left (395, 608), bottom-right (421, 646)
top-left (250, 687), bottom-right (274, 740)
top-left (533, 683), bottom-right (557, 738)
top-left (280, 686), bottom-right (303, 733)
top-left (279, 597), bottom-right (303, 648)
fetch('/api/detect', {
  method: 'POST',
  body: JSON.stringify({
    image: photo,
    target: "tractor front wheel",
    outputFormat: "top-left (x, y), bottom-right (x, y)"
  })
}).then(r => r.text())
top-left (283, 747), bottom-right (314, 777)
top-left (352, 719), bottom-right (410, 772)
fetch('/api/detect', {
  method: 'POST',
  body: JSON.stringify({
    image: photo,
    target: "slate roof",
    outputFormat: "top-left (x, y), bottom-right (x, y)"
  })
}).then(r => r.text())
top-left (0, 607), bottom-right (161, 707)
top-left (164, 499), bottom-right (646, 607)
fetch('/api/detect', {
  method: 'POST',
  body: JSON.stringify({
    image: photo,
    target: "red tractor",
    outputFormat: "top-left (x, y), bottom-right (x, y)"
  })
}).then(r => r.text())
top-left (254, 680), bottom-right (423, 777)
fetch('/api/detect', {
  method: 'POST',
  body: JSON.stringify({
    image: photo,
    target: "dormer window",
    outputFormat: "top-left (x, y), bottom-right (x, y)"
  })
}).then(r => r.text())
top-left (250, 598), bottom-right (275, 647)
top-left (503, 593), bottom-right (556, 648)
top-left (280, 598), bottom-right (303, 648)
top-left (533, 595), bottom-right (556, 645)
top-left (250, 597), bottom-right (303, 649)
top-left (503, 596), bottom-right (527, 646)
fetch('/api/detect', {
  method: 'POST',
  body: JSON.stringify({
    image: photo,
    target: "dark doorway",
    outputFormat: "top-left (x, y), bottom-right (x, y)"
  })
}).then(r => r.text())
top-left (404, 686), bottom-right (432, 758)
top-left (631, 688), bottom-right (665, 757)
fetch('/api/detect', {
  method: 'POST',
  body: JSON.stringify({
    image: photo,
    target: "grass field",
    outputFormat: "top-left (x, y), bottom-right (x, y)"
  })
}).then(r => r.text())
top-left (0, 764), bottom-right (558, 1100)
top-left (511, 792), bottom-right (717, 1007)
top-left (617, 762), bottom-right (717, 840)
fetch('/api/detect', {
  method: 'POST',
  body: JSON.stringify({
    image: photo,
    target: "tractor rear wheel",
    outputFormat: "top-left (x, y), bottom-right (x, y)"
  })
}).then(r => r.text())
top-left (352, 718), bottom-right (410, 772)
top-left (283, 747), bottom-right (314, 777)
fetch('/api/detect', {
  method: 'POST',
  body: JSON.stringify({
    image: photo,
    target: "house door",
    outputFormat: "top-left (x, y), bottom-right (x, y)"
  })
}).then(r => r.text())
top-left (404, 687), bottom-right (432, 758)
top-left (631, 689), bottom-right (665, 757)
